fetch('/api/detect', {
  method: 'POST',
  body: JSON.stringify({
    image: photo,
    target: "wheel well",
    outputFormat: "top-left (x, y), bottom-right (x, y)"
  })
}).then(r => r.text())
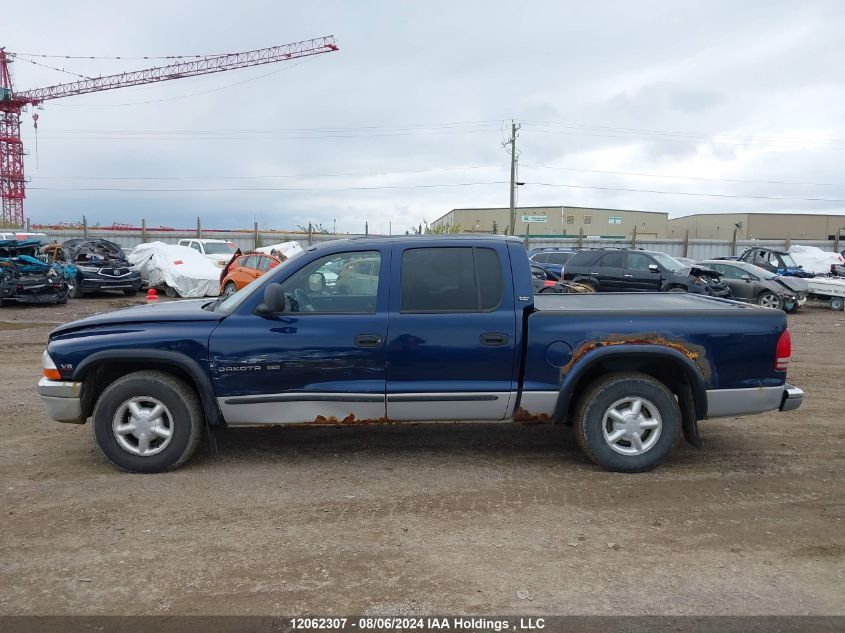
top-left (80, 360), bottom-right (203, 420)
top-left (560, 356), bottom-right (698, 426)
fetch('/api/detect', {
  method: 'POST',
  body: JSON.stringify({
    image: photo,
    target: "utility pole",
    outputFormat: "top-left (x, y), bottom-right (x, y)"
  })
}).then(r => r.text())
top-left (507, 121), bottom-right (521, 236)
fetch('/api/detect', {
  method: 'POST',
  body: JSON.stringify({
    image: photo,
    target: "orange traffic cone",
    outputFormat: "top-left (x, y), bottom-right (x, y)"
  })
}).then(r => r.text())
top-left (146, 288), bottom-right (158, 302)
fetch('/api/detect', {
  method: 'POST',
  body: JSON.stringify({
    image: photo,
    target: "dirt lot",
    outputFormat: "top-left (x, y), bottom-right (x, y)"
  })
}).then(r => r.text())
top-left (0, 294), bottom-right (842, 616)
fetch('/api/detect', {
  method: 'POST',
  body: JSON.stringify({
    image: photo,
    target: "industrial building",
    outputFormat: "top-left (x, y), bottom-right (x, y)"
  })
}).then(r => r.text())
top-left (431, 206), bottom-right (670, 238)
top-left (669, 213), bottom-right (845, 240)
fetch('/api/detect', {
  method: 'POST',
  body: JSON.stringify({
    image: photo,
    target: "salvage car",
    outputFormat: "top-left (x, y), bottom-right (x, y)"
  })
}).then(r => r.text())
top-left (220, 251), bottom-right (284, 297)
top-left (177, 238), bottom-right (238, 268)
top-left (46, 239), bottom-right (142, 298)
top-left (699, 260), bottom-right (808, 312)
top-left (563, 248), bottom-right (732, 297)
top-left (528, 248), bottom-right (578, 276)
top-left (737, 247), bottom-right (814, 278)
top-left (531, 265), bottom-right (594, 294)
top-left (0, 239), bottom-right (70, 305)
top-left (128, 241), bottom-right (221, 298)
top-left (37, 236), bottom-right (801, 474)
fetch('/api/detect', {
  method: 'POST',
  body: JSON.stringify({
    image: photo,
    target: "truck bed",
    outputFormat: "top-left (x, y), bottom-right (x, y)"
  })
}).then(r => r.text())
top-left (533, 292), bottom-right (758, 313)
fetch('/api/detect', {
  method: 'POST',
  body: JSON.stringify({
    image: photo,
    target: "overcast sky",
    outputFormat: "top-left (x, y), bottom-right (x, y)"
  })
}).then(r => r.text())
top-left (6, 0), bottom-right (845, 233)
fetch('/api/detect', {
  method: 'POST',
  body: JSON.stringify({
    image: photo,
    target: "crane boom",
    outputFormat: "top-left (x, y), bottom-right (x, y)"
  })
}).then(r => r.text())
top-left (13, 36), bottom-right (337, 104)
top-left (0, 36), bottom-right (338, 227)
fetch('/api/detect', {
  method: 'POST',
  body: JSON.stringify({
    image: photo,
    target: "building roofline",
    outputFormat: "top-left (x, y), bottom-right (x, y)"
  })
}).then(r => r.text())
top-left (440, 205), bottom-right (668, 216)
top-left (671, 211), bottom-right (845, 220)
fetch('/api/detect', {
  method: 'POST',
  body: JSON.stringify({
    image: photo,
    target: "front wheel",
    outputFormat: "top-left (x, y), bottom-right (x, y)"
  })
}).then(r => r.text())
top-left (574, 372), bottom-right (681, 472)
top-left (91, 370), bottom-right (203, 473)
top-left (758, 291), bottom-right (782, 310)
top-left (831, 297), bottom-right (844, 311)
top-left (223, 281), bottom-right (238, 297)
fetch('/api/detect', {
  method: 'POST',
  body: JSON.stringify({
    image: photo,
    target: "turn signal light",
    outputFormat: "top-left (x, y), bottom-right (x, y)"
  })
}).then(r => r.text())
top-left (41, 350), bottom-right (62, 381)
top-left (43, 368), bottom-right (62, 380)
top-left (775, 329), bottom-right (791, 371)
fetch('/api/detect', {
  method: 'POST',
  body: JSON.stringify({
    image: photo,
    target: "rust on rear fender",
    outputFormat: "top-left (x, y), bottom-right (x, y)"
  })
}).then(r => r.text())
top-left (513, 407), bottom-right (553, 424)
top-left (561, 332), bottom-right (712, 383)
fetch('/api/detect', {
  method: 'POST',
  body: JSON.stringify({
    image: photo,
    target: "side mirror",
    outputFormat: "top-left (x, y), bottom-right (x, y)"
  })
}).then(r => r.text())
top-left (308, 272), bottom-right (326, 293)
top-left (648, 264), bottom-right (660, 273)
top-left (740, 274), bottom-right (751, 282)
top-left (256, 283), bottom-right (285, 315)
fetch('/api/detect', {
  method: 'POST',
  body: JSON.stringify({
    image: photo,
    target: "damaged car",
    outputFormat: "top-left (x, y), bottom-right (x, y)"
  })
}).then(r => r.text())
top-left (46, 239), bottom-right (142, 298)
top-left (0, 239), bottom-right (71, 306)
top-left (699, 260), bottom-right (808, 312)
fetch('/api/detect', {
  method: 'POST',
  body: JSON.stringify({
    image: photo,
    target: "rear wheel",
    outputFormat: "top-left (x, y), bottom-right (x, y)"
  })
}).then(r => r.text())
top-left (574, 372), bottom-right (680, 472)
top-left (223, 281), bottom-right (238, 297)
top-left (69, 277), bottom-right (84, 299)
top-left (91, 370), bottom-right (203, 473)
top-left (576, 280), bottom-right (598, 292)
top-left (830, 297), bottom-right (844, 311)
top-left (758, 291), bottom-right (782, 310)
top-left (667, 286), bottom-right (686, 293)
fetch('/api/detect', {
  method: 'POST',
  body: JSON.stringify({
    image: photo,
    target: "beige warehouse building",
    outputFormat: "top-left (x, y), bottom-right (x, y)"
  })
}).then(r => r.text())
top-left (669, 213), bottom-right (845, 240)
top-left (432, 206), bottom-right (670, 238)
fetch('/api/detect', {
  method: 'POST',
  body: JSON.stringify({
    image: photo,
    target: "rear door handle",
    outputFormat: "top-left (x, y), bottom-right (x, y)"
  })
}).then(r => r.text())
top-left (623, 274), bottom-right (633, 278)
top-left (355, 334), bottom-right (383, 347)
top-left (480, 332), bottom-right (509, 346)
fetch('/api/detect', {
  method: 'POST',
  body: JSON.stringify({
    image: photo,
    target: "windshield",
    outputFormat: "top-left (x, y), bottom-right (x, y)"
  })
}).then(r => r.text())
top-left (203, 242), bottom-right (238, 255)
top-left (650, 252), bottom-right (686, 272)
top-left (214, 249), bottom-right (304, 314)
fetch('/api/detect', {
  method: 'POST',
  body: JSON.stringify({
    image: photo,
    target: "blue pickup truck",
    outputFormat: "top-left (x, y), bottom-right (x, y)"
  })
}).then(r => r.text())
top-left (37, 236), bottom-right (803, 473)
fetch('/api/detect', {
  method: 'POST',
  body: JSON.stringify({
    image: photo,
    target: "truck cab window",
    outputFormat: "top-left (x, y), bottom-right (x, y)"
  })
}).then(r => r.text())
top-left (400, 247), bottom-right (502, 312)
top-left (280, 251), bottom-right (380, 313)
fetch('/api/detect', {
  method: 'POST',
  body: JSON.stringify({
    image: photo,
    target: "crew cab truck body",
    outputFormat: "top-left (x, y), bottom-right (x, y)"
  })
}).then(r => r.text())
top-left (37, 236), bottom-right (803, 473)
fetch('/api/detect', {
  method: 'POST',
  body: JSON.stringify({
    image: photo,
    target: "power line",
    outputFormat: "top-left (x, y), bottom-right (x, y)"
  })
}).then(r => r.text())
top-left (28, 181), bottom-right (509, 192)
top-left (522, 163), bottom-right (845, 188)
top-left (29, 164), bottom-right (503, 181)
top-left (9, 54), bottom-right (92, 80)
top-left (528, 181), bottom-right (845, 203)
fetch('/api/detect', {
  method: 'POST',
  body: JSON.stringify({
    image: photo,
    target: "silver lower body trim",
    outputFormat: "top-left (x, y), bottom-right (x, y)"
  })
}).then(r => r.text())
top-left (37, 377), bottom-right (84, 424)
top-left (706, 385), bottom-right (786, 418)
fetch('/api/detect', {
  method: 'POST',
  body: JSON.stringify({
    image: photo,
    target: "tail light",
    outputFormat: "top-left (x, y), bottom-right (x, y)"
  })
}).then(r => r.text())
top-left (543, 280), bottom-right (555, 287)
top-left (775, 328), bottom-right (791, 371)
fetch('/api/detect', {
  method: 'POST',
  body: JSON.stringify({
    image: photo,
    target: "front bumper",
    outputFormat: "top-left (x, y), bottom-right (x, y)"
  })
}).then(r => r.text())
top-left (780, 384), bottom-right (804, 412)
top-left (80, 274), bottom-right (142, 291)
top-left (36, 377), bottom-right (85, 424)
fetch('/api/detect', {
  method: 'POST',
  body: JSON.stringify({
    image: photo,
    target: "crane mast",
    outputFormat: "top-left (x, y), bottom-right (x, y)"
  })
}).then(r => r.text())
top-left (0, 36), bottom-right (338, 227)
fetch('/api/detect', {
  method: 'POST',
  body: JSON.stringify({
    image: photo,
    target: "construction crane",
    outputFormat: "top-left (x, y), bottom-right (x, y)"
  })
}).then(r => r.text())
top-left (0, 36), bottom-right (338, 227)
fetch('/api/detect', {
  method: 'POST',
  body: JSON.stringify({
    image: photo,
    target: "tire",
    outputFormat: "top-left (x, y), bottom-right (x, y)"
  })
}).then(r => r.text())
top-left (757, 291), bottom-right (782, 310)
top-left (91, 370), bottom-right (203, 473)
top-left (163, 286), bottom-right (178, 298)
top-left (69, 277), bottom-right (84, 299)
top-left (574, 372), bottom-right (681, 473)
top-left (783, 300), bottom-right (797, 313)
top-left (831, 297), bottom-right (844, 311)
top-left (576, 280), bottom-right (598, 292)
top-left (667, 286), bottom-right (686, 293)
top-left (223, 281), bottom-right (238, 297)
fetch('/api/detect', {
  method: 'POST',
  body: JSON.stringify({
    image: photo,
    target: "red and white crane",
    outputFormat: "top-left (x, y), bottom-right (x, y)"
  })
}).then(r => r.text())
top-left (0, 36), bottom-right (338, 227)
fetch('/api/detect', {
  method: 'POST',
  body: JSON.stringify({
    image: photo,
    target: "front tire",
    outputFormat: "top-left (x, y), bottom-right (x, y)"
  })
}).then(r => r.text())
top-left (757, 291), bottom-right (782, 310)
top-left (223, 281), bottom-right (238, 297)
top-left (574, 372), bottom-right (681, 473)
top-left (91, 370), bottom-right (203, 473)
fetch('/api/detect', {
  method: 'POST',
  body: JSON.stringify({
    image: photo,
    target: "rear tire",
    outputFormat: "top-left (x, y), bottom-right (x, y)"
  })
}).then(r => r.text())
top-left (69, 277), bottom-right (84, 299)
top-left (667, 286), bottom-right (686, 293)
top-left (574, 372), bottom-right (681, 473)
top-left (91, 370), bottom-right (203, 473)
top-left (830, 297), bottom-right (844, 311)
top-left (223, 281), bottom-right (238, 297)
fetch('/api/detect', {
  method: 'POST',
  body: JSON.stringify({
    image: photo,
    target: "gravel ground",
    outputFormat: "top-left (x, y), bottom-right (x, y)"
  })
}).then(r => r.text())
top-left (0, 294), bottom-right (842, 615)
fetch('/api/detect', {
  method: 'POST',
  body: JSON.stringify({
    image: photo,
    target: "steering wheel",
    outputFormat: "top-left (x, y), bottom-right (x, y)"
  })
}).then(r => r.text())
top-left (293, 287), bottom-right (315, 312)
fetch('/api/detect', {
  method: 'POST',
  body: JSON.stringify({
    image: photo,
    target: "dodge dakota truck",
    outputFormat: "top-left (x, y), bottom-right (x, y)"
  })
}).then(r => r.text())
top-left (37, 236), bottom-right (803, 473)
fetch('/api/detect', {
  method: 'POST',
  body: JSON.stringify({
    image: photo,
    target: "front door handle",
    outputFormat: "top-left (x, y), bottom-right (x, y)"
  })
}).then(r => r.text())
top-left (623, 274), bottom-right (633, 278)
top-left (480, 332), bottom-right (509, 346)
top-left (355, 334), bottom-right (383, 347)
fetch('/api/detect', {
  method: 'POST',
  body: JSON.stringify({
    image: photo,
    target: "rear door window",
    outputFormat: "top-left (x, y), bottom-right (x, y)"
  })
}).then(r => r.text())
top-left (598, 252), bottom-right (624, 268)
top-left (547, 252), bottom-right (573, 265)
top-left (400, 247), bottom-right (503, 312)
